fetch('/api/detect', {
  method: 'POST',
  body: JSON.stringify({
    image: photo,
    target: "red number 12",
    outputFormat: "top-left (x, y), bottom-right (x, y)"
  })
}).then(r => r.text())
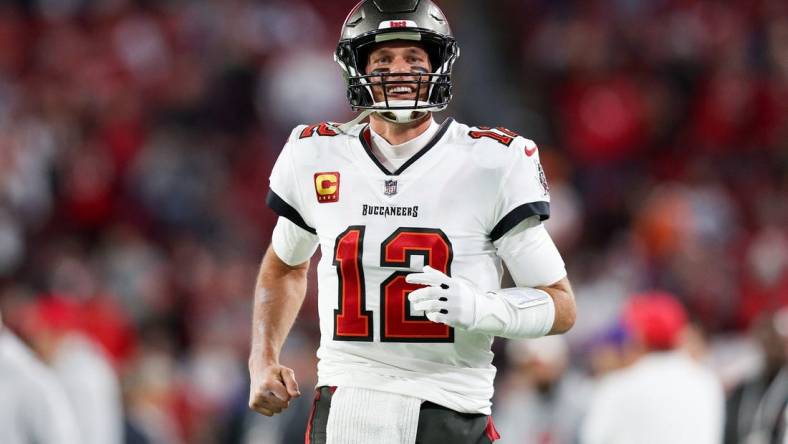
top-left (333, 226), bottom-right (454, 343)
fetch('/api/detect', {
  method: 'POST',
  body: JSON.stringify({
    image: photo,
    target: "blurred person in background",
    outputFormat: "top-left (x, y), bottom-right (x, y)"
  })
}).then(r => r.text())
top-left (18, 295), bottom-right (124, 444)
top-left (581, 319), bottom-right (640, 380)
top-left (248, 0), bottom-right (576, 443)
top-left (122, 346), bottom-right (185, 444)
top-left (0, 309), bottom-right (82, 444)
top-left (724, 308), bottom-right (788, 444)
top-left (494, 335), bottom-right (591, 444)
top-left (580, 292), bottom-right (724, 444)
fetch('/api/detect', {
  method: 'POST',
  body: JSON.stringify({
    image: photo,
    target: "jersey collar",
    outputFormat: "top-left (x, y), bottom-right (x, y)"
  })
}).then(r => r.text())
top-left (359, 118), bottom-right (454, 176)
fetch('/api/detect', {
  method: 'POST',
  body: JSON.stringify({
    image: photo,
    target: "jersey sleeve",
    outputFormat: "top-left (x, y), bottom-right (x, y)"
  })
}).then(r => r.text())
top-left (271, 217), bottom-right (319, 266)
top-left (494, 216), bottom-right (566, 287)
top-left (489, 138), bottom-right (550, 242)
top-left (266, 128), bottom-right (316, 234)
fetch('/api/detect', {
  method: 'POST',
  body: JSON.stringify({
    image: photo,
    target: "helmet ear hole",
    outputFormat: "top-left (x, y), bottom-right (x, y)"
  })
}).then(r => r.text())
top-left (348, 86), bottom-right (370, 107)
top-left (347, 89), bottom-right (357, 106)
top-left (430, 82), bottom-right (450, 105)
top-left (336, 44), bottom-right (355, 67)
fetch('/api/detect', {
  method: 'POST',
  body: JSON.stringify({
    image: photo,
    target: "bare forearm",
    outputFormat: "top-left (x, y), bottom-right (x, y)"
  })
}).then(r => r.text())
top-left (250, 246), bottom-right (309, 366)
top-left (538, 277), bottom-right (576, 335)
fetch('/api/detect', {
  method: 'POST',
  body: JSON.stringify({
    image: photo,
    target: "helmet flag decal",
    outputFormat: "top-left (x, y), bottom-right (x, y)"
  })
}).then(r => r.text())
top-left (379, 20), bottom-right (418, 29)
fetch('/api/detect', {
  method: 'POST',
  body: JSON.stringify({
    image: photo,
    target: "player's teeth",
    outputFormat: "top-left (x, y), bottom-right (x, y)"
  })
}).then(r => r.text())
top-left (388, 87), bottom-right (412, 94)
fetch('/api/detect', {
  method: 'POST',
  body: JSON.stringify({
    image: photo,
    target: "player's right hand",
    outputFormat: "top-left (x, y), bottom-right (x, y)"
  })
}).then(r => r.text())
top-left (248, 362), bottom-right (301, 416)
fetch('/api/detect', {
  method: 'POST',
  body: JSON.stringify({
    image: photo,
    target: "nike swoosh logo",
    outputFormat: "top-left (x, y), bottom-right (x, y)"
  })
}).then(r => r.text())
top-left (524, 144), bottom-right (537, 157)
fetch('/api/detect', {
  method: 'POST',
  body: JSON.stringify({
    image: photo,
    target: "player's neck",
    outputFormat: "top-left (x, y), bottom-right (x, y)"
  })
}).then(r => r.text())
top-left (369, 113), bottom-right (433, 146)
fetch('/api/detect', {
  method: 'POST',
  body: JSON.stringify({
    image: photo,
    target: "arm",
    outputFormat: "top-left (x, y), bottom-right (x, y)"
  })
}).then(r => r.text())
top-left (407, 269), bottom-right (575, 339)
top-left (539, 276), bottom-right (576, 334)
top-left (496, 217), bottom-right (576, 336)
top-left (407, 219), bottom-right (576, 338)
top-left (248, 246), bottom-right (309, 416)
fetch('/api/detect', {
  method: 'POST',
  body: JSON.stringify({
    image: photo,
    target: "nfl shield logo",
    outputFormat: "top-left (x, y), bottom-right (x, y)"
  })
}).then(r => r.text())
top-left (384, 180), bottom-right (398, 196)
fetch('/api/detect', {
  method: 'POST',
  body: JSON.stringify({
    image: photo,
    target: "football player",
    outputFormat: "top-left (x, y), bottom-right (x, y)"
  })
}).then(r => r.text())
top-left (248, 1), bottom-right (576, 443)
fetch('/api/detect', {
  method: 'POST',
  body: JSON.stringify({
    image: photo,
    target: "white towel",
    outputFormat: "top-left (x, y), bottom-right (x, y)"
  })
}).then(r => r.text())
top-left (326, 387), bottom-right (422, 444)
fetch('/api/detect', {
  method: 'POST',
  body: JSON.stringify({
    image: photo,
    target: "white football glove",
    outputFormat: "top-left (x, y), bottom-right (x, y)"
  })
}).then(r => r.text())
top-left (405, 266), bottom-right (480, 330)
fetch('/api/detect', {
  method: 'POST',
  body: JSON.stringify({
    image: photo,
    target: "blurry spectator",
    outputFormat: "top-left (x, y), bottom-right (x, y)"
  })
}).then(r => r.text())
top-left (128, 128), bottom-right (228, 233)
top-left (79, 293), bottom-right (138, 369)
top-left (495, 335), bottom-right (591, 444)
top-left (123, 348), bottom-right (185, 444)
top-left (0, 208), bottom-right (24, 276)
top-left (539, 151), bottom-right (584, 251)
top-left (724, 308), bottom-right (788, 444)
top-left (261, 49), bottom-right (350, 127)
top-left (580, 292), bottom-right (724, 444)
top-left (20, 296), bottom-right (124, 444)
top-left (0, 310), bottom-right (82, 444)
top-left (58, 141), bottom-right (116, 230)
top-left (738, 227), bottom-right (788, 329)
top-left (96, 224), bottom-right (170, 324)
top-left (0, 112), bottom-right (58, 227)
top-left (584, 321), bottom-right (635, 378)
top-left (558, 73), bottom-right (648, 165)
top-left (634, 180), bottom-right (740, 330)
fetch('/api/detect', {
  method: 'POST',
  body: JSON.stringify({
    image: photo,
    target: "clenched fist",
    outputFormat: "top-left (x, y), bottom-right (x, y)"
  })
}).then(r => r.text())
top-left (248, 362), bottom-right (301, 416)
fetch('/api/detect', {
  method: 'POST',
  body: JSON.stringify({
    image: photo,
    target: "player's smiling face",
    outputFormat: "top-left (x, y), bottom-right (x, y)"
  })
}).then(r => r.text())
top-left (365, 41), bottom-right (432, 103)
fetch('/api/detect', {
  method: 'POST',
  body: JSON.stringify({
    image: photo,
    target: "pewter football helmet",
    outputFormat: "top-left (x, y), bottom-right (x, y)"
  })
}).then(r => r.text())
top-left (335, 0), bottom-right (460, 123)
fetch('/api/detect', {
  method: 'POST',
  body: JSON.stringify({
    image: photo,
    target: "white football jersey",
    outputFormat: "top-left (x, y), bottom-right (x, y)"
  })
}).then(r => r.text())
top-left (268, 118), bottom-right (551, 414)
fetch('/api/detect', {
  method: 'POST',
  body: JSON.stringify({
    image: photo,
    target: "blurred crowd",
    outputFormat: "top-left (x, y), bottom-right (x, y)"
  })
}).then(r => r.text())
top-left (0, 0), bottom-right (786, 443)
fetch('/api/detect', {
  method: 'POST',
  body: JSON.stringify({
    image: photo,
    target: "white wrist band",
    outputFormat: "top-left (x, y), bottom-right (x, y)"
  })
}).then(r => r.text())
top-left (471, 288), bottom-right (555, 338)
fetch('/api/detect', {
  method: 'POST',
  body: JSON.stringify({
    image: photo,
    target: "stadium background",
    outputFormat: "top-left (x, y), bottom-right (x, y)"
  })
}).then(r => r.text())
top-left (0, 0), bottom-right (786, 442)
